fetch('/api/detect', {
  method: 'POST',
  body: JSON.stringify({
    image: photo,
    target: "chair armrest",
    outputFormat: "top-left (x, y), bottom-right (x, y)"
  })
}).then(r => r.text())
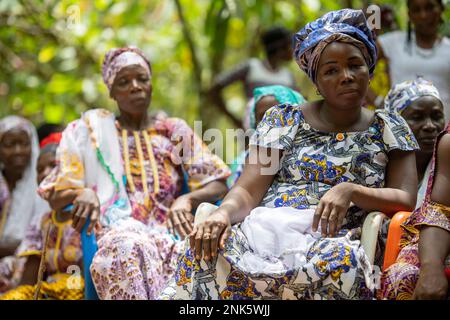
top-left (361, 212), bottom-right (388, 266)
top-left (382, 211), bottom-right (412, 271)
top-left (194, 203), bottom-right (219, 226)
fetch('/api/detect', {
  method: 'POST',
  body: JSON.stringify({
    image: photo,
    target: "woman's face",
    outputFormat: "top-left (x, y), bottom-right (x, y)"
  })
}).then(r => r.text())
top-left (0, 129), bottom-right (32, 175)
top-left (408, 0), bottom-right (443, 37)
top-left (110, 64), bottom-right (152, 117)
top-left (36, 151), bottom-right (56, 185)
top-left (402, 96), bottom-right (445, 153)
top-left (316, 42), bottom-right (370, 110)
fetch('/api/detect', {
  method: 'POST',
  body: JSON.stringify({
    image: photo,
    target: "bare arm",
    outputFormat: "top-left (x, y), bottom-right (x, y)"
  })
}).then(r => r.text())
top-left (420, 134), bottom-right (450, 265)
top-left (47, 189), bottom-right (84, 212)
top-left (209, 61), bottom-right (250, 93)
top-left (184, 180), bottom-right (228, 209)
top-left (189, 145), bottom-right (280, 261)
top-left (47, 188), bottom-right (99, 235)
top-left (215, 146), bottom-right (280, 224)
top-left (413, 134), bottom-right (450, 299)
top-left (351, 149), bottom-right (417, 214)
top-left (167, 180), bottom-right (229, 238)
top-left (313, 150), bottom-right (417, 236)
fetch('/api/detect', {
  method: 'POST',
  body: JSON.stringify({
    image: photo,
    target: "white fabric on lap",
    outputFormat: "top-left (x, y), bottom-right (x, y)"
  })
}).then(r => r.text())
top-left (238, 207), bottom-right (321, 274)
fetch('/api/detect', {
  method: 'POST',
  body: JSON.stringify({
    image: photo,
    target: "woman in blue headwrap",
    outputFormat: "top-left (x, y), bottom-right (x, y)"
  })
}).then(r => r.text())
top-left (165, 9), bottom-right (419, 300)
top-left (228, 85), bottom-right (305, 187)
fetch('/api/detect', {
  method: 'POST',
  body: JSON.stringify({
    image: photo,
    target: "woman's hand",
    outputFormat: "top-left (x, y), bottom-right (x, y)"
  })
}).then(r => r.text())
top-left (312, 182), bottom-right (355, 237)
top-left (71, 188), bottom-right (100, 235)
top-left (190, 210), bottom-right (231, 262)
top-left (412, 262), bottom-right (448, 300)
top-left (167, 195), bottom-right (194, 239)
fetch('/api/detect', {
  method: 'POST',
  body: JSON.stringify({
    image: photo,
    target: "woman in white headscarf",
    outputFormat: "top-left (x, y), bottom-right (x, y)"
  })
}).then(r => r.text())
top-left (384, 78), bottom-right (446, 208)
top-left (0, 115), bottom-right (46, 292)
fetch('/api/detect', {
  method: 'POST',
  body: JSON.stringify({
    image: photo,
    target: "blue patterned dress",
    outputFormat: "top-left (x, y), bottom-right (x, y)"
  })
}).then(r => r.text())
top-left (165, 104), bottom-right (418, 300)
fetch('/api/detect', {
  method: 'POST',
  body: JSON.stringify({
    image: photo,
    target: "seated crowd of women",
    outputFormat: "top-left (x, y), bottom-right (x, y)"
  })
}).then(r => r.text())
top-left (0, 8), bottom-right (448, 300)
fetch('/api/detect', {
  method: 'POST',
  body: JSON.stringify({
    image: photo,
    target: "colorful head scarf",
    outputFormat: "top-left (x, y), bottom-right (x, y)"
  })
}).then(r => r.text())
top-left (102, 47), bottom-right (152, 91)
top-left (0, 116), bottom-right (40, 247)
top-left (244, 85), bottom-right (306, 130)
top-left (384, 78), bottom-right (442, 114)
top-left (293, 9), bottom-right (377, 83)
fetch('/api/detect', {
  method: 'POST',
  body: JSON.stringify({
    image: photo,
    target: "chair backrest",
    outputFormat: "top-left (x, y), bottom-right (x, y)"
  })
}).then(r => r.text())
top-left (382, 211), bottom-right (411, 271)
top-left (81, 218), bottom-right (99, 300)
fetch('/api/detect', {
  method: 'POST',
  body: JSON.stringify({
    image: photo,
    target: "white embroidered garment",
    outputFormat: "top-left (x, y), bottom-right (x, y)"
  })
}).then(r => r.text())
top-left (39, 109), bottom-right (134, 229)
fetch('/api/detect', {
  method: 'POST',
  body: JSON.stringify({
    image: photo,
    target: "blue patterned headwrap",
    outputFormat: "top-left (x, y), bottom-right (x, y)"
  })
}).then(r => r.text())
top-left (384, 77), bottom-right (442, 114)
top-left (293, 9), bottom-right (377, 83)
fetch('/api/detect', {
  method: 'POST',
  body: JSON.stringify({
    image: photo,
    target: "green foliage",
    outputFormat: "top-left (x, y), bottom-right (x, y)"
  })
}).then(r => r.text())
top-left (0, 0), bottom-right (447, 134)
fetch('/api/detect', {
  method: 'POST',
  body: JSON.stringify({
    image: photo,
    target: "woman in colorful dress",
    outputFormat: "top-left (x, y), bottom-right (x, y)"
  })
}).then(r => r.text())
top-left (1, 132), bottom-right (85, 300)
top-left (228, 85), bottom-right (305, 187)
top-left (380, 121), bottom-right (450, 300)
top-left (0, 116), bottom-right (46, 292)
top-left (384, 78), bottom-right (446, 208)
top-left (164, 9), bottom-right (419, 300)
top-left (38, 47), bottom-right (230, 300)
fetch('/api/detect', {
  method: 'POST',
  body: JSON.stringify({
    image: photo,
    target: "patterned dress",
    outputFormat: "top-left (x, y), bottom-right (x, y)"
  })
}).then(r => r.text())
top-left (0, 211), bottom-right (84, 300)
top-left (16, 211), bottom-right (82, 276)
top-left (39, 109), bottom-right (230, 300)
top-left (165, 104), bottom-right (418, 300)
top-left (380, 124), bottom-right (450, 300)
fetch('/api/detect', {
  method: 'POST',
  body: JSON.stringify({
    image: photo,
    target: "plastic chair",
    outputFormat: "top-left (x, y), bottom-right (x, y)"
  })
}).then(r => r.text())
top-left (382, 211), bottom-right (411, 271)
top-left (360, 211), bottom-right (388, 266)
top-left (382, 211), bottom-right (450, 283)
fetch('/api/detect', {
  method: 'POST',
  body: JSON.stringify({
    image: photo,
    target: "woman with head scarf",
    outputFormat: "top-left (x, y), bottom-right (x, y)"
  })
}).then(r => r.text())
top-left (228, 85), bottom-right (305, 187)
top-left (38, 47), bottom-right (230, 299)
top-left (384, 77), bottom-right (445, 208)
top-left (0, 116), bottom-right (41, 257)
top-left (1, 132), bottom-right (85, 300)
top-left (380, 123), bottom-right (450, 300)
top-left (0, 116), bottom-right (47, 293)
top-left (165, 9), bottom-right (419, 300)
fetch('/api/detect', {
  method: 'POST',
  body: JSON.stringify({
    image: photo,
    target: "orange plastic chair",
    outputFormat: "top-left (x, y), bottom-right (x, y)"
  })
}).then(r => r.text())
top-left (382, 211), bottom-right (412, 271)
top-left (383, 211), bottom-right (450, 283)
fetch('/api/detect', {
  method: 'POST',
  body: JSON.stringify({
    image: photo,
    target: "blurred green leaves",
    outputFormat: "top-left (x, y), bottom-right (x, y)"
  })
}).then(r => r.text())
top-left (1, 0), bottom-right (446, 131)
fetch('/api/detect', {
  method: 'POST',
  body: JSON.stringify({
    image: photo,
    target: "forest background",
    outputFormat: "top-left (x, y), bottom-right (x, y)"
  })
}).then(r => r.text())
top-left (1, 0), bottom-right (449, 156)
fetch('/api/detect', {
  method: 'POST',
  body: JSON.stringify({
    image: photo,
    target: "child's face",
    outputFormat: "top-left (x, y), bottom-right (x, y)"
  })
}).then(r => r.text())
top-left (36, 152), bottom-right (56, 185)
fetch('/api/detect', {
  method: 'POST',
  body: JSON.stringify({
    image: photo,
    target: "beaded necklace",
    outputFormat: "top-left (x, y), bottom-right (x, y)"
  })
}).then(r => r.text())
top-left (117, 121), bottom-right (160, 209)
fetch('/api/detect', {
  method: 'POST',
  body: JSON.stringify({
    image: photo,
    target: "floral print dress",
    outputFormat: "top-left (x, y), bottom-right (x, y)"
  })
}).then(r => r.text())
top-left (0, 210), bottom-right (85, 300)
top-left (165, 104), bottom-right (418, 300)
